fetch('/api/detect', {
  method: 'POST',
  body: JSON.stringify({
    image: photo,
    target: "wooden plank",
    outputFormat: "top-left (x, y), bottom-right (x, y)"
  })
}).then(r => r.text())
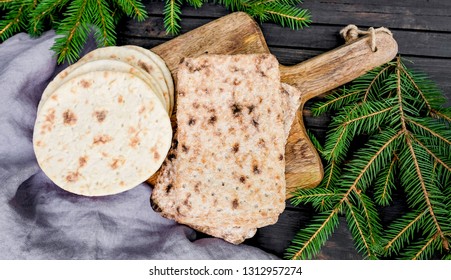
top-left (142, 1), bottom-right (451, 32)
top-left (262, 24), bottom-right (451, 58)
top-left (303, 0), bottom-right (451, 32)
top-left (118, 16), bottom-right (451, 58)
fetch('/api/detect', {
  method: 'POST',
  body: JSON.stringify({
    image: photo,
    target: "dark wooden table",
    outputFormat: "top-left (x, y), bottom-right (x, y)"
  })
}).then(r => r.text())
top-left (117, 0), bottom-right (451, 259)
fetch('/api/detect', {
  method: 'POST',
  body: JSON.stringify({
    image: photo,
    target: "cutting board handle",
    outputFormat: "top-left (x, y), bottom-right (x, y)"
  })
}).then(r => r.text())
top-left (280, 32), bottom-right (398, 102)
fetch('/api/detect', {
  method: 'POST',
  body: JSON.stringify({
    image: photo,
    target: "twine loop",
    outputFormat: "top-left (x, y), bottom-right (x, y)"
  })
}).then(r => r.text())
top-left (339, 24), bottom-right (393, 52)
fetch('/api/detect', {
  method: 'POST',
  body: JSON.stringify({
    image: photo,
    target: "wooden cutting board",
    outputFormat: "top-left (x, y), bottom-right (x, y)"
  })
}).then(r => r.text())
top-left (147, 12), bottom-right (398, 197)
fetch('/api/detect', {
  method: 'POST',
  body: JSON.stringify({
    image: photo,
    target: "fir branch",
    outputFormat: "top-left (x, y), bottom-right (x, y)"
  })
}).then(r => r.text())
top-left (0, 0), bottom-right (32, 41)
top-left (383, 209), bottom-right (428, 256)
top-left (344, 197), bottom-right (377, 259)
top-left (51, 0), bottom-right (90, 64)
top-left (163, 0), bottom-right (182, 35)
top-left (363, 64), bottom-right (393, 101)
top-left (288, 56), bottom-right (451, 259)
top-left (374, 154), bottom-right (397, 206)
top-left (89, 0), bottom-right (116, 46)
top-left (29, 0), bottom-right (69, 36)
top-left (290, 188), bottom-right (341, 212)
top-left (286, 209), bottom-right (340, 260)
top-left (216, 0), bottom-right (310, 31)
top-left (405, 233), bottom-right (442, 260)
top-left (311, 88), bottom-right (362, 116)
top-left (402, 137), bottom-right (448, 248)
top-left (185, 0), bottom-right (204, 8)
top-left (114, 0), bottom-right (147, 21)
top-left (261, 3), bottom-right (311, 29)
top-left (407, 117), bottom-right (451, 146)
top-left (410, 134), bottom-right (451, 172)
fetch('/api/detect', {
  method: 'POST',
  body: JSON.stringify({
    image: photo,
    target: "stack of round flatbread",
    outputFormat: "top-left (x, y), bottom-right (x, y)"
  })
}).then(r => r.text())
top-left (33, 46), bottom-right (174, 196)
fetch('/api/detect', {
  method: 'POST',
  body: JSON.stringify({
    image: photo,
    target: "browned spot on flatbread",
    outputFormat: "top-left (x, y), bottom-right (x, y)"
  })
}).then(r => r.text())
top-left (66, 171), bottom-right (79, 183)
top-left (239, 176), bottom-right (246, 183)
top-left (252, 161), bottom-right (261, 175)
top-left (232, 143), bottom-right (239, 153)
top-left (154, 151), bottom-right (160, 161)
top-left (60, 71), bottom-right (68, 79)
top-left (110, 157), bottom-right (125, 170)
top-left (93, 110), bottom-right (107, 123)
top-left (129, 136), bottom-right (140, 148)
top-left (233, 78), bottom-right (241, 86)
top-left (138, 60), bottom-right (153, 73)
top-left (93, 134), bottom-right (112, 145)
top-left (181, 144), bottom-right (189, 153)
top-left (208, 115), bottom-right (217, 124)
top-left (252, 119), bottom-right (259, 128)
top-left (232, 199), bottom-right (239, 209)
top-left (139, 105), bottom-right (146, 114)
top-left (231, 104), bottom-right (242, 116)
top-left (258, 138), bottom-right (266, 148)
top-left (109, 54), bottom-right (117, 59)
top-left (80, 79), bottom-right (91, 88)
top-left (194, 183), bottom-right (200, 193)
top-left (279, 154), bottom-right (284, 161)
top-left (166, 184), bottom-right (173, 194)
top-left (120, 181), bottom-right (125, 187)
top-left (188, 117), bottom-right (196, 126)
top-left (41, 108), bottom-right (56, 133)
top-left (78, 156), bottom-right (88, 168)
top-left (63, 110), bottom-right (77, 126)
top-left (183, 193), bottom-right (192, 208)
top-left (117, 95), bottom-right (124, 104)
top-left (51, 95), bottom-right (58, 101)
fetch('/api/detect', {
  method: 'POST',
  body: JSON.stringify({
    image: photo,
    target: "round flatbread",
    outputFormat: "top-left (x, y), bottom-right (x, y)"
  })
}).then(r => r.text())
top-left (79, 46), bottom-right (171, 114)
top-left (33, 71), bottom-right (172, 196)
top-left (37, 59), bottom-right (167, 114)
top-left (124, 45), bottom-right (174, 115)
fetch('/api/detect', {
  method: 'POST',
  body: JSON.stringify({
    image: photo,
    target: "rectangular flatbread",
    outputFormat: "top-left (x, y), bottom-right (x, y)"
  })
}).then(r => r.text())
top-left (151, 54), bottom-right (287, 243)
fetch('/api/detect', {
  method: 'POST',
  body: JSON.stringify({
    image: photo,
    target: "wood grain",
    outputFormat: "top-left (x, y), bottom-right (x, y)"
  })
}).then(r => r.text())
top-left (146, 12), bottom-right (398, 196)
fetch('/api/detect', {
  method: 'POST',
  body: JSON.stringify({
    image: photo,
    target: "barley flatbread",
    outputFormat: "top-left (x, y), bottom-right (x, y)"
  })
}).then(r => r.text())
top-left (281, 83), bottom-right (302, 140)
top-left (151, 83), bottom-right (301, 244)
top-left (37, 59), bottom-right (167, 114)
top-left (151, 54), bottom-right (286, 242)
top-left (34, 71), bottom-right (172, 196)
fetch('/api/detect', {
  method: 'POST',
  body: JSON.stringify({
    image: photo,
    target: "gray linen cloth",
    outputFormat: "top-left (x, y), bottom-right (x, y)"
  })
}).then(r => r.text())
top-left (0, 31), bottom-right (277, 260)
